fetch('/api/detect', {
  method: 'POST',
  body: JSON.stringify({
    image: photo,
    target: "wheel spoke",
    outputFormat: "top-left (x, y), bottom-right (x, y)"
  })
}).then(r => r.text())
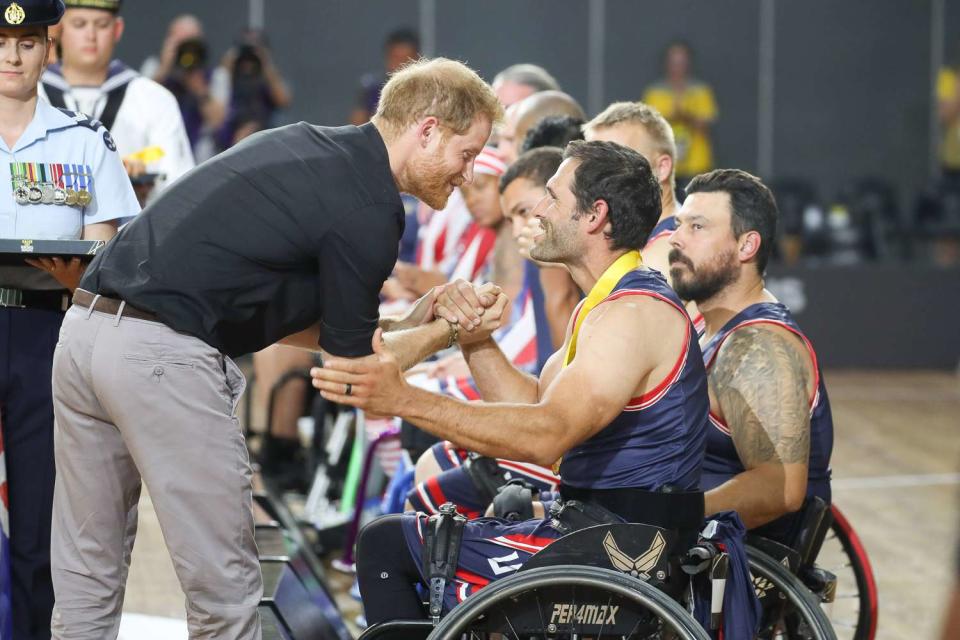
top-left (500, 605), bottom-right (521, 640)
top-left (534, 589), bottom-right (547, 635)
top-left (624, 617), bottom-right (644, 639)
top-left (595, 594), bottom-right (613, 639)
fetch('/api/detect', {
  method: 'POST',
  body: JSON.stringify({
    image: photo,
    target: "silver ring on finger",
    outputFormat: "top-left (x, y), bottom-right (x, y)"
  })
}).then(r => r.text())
top-left (345, 382), bottom-right (352, 396)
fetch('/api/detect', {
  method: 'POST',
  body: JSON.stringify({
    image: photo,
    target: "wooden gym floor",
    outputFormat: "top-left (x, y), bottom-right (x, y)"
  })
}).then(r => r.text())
top-left (116, 370), bottom-right (960, 639)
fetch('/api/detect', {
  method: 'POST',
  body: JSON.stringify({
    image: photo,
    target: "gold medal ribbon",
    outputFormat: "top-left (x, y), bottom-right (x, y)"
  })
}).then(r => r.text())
top-left (563, 250), bottom-right (642, 366)
top-left (553, 249), bottom-right (642, 474)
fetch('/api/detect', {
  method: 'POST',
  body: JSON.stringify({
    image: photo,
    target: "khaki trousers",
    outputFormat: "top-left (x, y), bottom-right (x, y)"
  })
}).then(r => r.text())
top-left (50, 304), bottom-right (262, 639)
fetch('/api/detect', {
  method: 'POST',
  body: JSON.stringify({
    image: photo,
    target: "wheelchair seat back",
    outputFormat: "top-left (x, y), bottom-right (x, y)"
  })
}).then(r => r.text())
top-left (794, 496), bottom-right (832, 568)
top-left (520, 523), bottom-right (684, 596)
top-left (747, 496), bottom-right (832, 570)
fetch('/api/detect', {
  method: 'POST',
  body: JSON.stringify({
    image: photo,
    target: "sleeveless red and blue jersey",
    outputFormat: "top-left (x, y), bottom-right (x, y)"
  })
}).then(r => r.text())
top-left (400, 267), bottom-right (709, 611)
top-left (559, 267), bottom-right (708, 492)
top-left (700, 302), bottom-right (833, 542)
top-left (643, 215), bottom-right (677, 251)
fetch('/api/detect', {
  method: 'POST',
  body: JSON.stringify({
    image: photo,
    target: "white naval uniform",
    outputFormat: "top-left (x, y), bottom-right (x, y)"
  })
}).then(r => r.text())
top-left (40, 60), bottom-right (195, 199)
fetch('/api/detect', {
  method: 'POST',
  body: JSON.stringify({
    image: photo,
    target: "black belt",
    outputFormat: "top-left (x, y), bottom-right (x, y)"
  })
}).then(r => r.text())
top-left (559, 483), bottom-right (704, 533)
top-left (0, 287), bottom-right (70, 312)
top-left (72, 289), bottom-right (159, 322)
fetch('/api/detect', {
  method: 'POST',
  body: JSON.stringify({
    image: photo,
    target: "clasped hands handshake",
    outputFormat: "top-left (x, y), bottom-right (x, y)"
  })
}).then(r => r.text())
top-left (310, 280), bottom-right (510, 413)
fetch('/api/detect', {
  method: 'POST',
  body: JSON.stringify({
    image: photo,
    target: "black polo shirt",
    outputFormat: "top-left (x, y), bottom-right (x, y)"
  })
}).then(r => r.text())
top-left (81, 122), bottom-right (403, 358)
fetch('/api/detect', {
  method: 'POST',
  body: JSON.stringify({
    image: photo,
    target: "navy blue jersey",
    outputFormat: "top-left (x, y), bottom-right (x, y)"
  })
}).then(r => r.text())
top-left (700, 302), bottom-right (834, 541)
top-left (643, 215), bottom-right (677, 250)
top-left (559, 268), bottom-right (708, 492)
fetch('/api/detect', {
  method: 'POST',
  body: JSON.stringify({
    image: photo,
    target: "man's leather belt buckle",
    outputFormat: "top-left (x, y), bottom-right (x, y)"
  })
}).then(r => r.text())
top-left (0, 288), bottom-right (24, 308)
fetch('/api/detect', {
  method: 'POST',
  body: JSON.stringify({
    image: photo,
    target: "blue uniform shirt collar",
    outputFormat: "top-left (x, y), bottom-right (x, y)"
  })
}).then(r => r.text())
top-left (2, 97), bottom-right (81, 154)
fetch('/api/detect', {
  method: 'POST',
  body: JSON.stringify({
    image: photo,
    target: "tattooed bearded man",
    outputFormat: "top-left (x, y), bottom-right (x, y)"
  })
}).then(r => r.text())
top-left (669, 169), bottom-right (834, 544)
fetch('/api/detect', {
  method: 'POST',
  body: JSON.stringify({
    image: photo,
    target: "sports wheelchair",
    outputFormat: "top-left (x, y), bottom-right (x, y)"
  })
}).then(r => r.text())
top-left (747, 500), bottom-right (877, 640)
top-left (358, 506), bottom-right (837, 640)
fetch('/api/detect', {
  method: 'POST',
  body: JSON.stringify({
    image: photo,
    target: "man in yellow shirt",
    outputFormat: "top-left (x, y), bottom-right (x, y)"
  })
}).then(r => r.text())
top-left (643, 41), bottom-right (718, 183)
top-left (938, 66), bottom-right (960, 179)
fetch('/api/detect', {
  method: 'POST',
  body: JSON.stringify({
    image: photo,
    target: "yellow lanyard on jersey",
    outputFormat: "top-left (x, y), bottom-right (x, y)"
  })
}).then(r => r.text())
top-left (563, 250), bottom-right (642, 367)
top-left (553, 250), bottom-right (642, 474)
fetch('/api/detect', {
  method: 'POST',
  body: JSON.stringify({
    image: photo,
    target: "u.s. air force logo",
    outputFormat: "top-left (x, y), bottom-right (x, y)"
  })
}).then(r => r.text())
top-left (603, 530), bottom-right (666, 580)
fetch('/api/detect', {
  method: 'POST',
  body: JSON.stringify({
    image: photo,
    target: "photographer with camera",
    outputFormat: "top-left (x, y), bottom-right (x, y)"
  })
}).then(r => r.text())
top-left (159, 34), bottom-right (226, 161)
top-left (216, 29), bottom-right (291, 147)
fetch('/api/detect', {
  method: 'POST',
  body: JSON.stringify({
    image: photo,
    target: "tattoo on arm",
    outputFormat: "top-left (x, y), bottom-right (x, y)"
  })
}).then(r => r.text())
top-left (710, 326), bottom-right (812, 468)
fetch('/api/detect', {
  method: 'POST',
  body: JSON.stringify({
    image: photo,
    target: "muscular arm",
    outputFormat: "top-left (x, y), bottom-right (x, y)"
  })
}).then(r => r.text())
top-left (382, 319), bottom-right (453, 371)
top-left (280, 318), bottom-right (450, 372)
top-left (313, 297), bottom-right (685, 467)
top-left (704, 326), bottom-right (813, 529)
top-left (459, 337), bottom-right (540, 403)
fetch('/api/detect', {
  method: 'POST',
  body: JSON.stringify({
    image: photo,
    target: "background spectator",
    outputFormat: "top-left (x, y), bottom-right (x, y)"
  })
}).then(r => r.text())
top-left (642, 40), bottom-right (717, 186)
top-left (350, 28), bottom-right (420, 125)
top-left (939, 63), bottom-right (960, 186)
top-left (491, 63), bottom-right (560, 107)
top-left (216, 29), bottom-right (293, 148)
top-left (520, 114), bottom-right (585, 154)
top-left (140, 14), bottom-right (203, 82)
top-left (160, 36), bottom-right (227, 161)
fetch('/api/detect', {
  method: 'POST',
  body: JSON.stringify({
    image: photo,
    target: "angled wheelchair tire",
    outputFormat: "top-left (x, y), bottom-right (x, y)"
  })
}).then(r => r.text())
top-left (824, 505), bottom-right (878, 640)
top-left (749, 546), bottom-right (838, 640)
top-left (427, 565), bottom-right (710, 640)
top-left (358, 619), bottom-right (433, 640)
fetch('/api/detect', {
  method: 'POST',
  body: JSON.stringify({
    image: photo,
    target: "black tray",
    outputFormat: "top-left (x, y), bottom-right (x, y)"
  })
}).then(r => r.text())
top-left (0, 239), bottom-right (104, 266)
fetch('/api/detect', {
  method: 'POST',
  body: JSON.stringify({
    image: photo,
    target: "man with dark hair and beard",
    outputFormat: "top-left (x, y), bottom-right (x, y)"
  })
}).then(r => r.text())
top-left (669, 168), bottom-right (834, 544)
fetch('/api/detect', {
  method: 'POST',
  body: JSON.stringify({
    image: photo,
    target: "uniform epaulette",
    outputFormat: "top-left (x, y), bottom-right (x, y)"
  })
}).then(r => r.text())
top-left (55, 108), bottom-right (118, 152)
top-left (56, 108), bottom-right (104, 132)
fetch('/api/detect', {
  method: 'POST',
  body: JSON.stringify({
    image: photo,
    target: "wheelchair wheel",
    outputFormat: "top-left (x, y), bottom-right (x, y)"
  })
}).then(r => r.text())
top-left (749, 546), bottom-right (837, 640)
top-left (427, 565), bottom-right (710, 639)
top-left (815, 505), bottom-right (878, 640)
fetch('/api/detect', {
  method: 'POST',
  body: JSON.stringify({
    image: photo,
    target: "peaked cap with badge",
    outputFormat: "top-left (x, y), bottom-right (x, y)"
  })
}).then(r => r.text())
top-left (2, 0), bottom-right (64, 26)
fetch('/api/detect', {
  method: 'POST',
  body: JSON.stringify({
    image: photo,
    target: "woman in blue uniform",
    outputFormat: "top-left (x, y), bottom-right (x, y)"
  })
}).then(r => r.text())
top-left (0, 1), bottom-right (138, 636)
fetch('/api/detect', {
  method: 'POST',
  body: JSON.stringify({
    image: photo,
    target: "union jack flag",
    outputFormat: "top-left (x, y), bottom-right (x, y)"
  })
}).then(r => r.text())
top-left (0, 423), bottom-right (12, 640)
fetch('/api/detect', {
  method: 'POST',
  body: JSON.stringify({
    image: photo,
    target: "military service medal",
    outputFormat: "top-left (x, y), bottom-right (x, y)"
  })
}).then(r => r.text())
top-left (63, 165), bottom-right (94, 207)
top-left (48, 163), bottom-right (68, 205)
top-left (13, 182), bottom-right (29, 205)
top-left (74, 167), bottom-right (93, 207)
top-left (10, 162), bottom-right (30, 205)
top-left (40, 183), bottom-right (55, 204)
top-left (27, 184), bottom-right (42, 203)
